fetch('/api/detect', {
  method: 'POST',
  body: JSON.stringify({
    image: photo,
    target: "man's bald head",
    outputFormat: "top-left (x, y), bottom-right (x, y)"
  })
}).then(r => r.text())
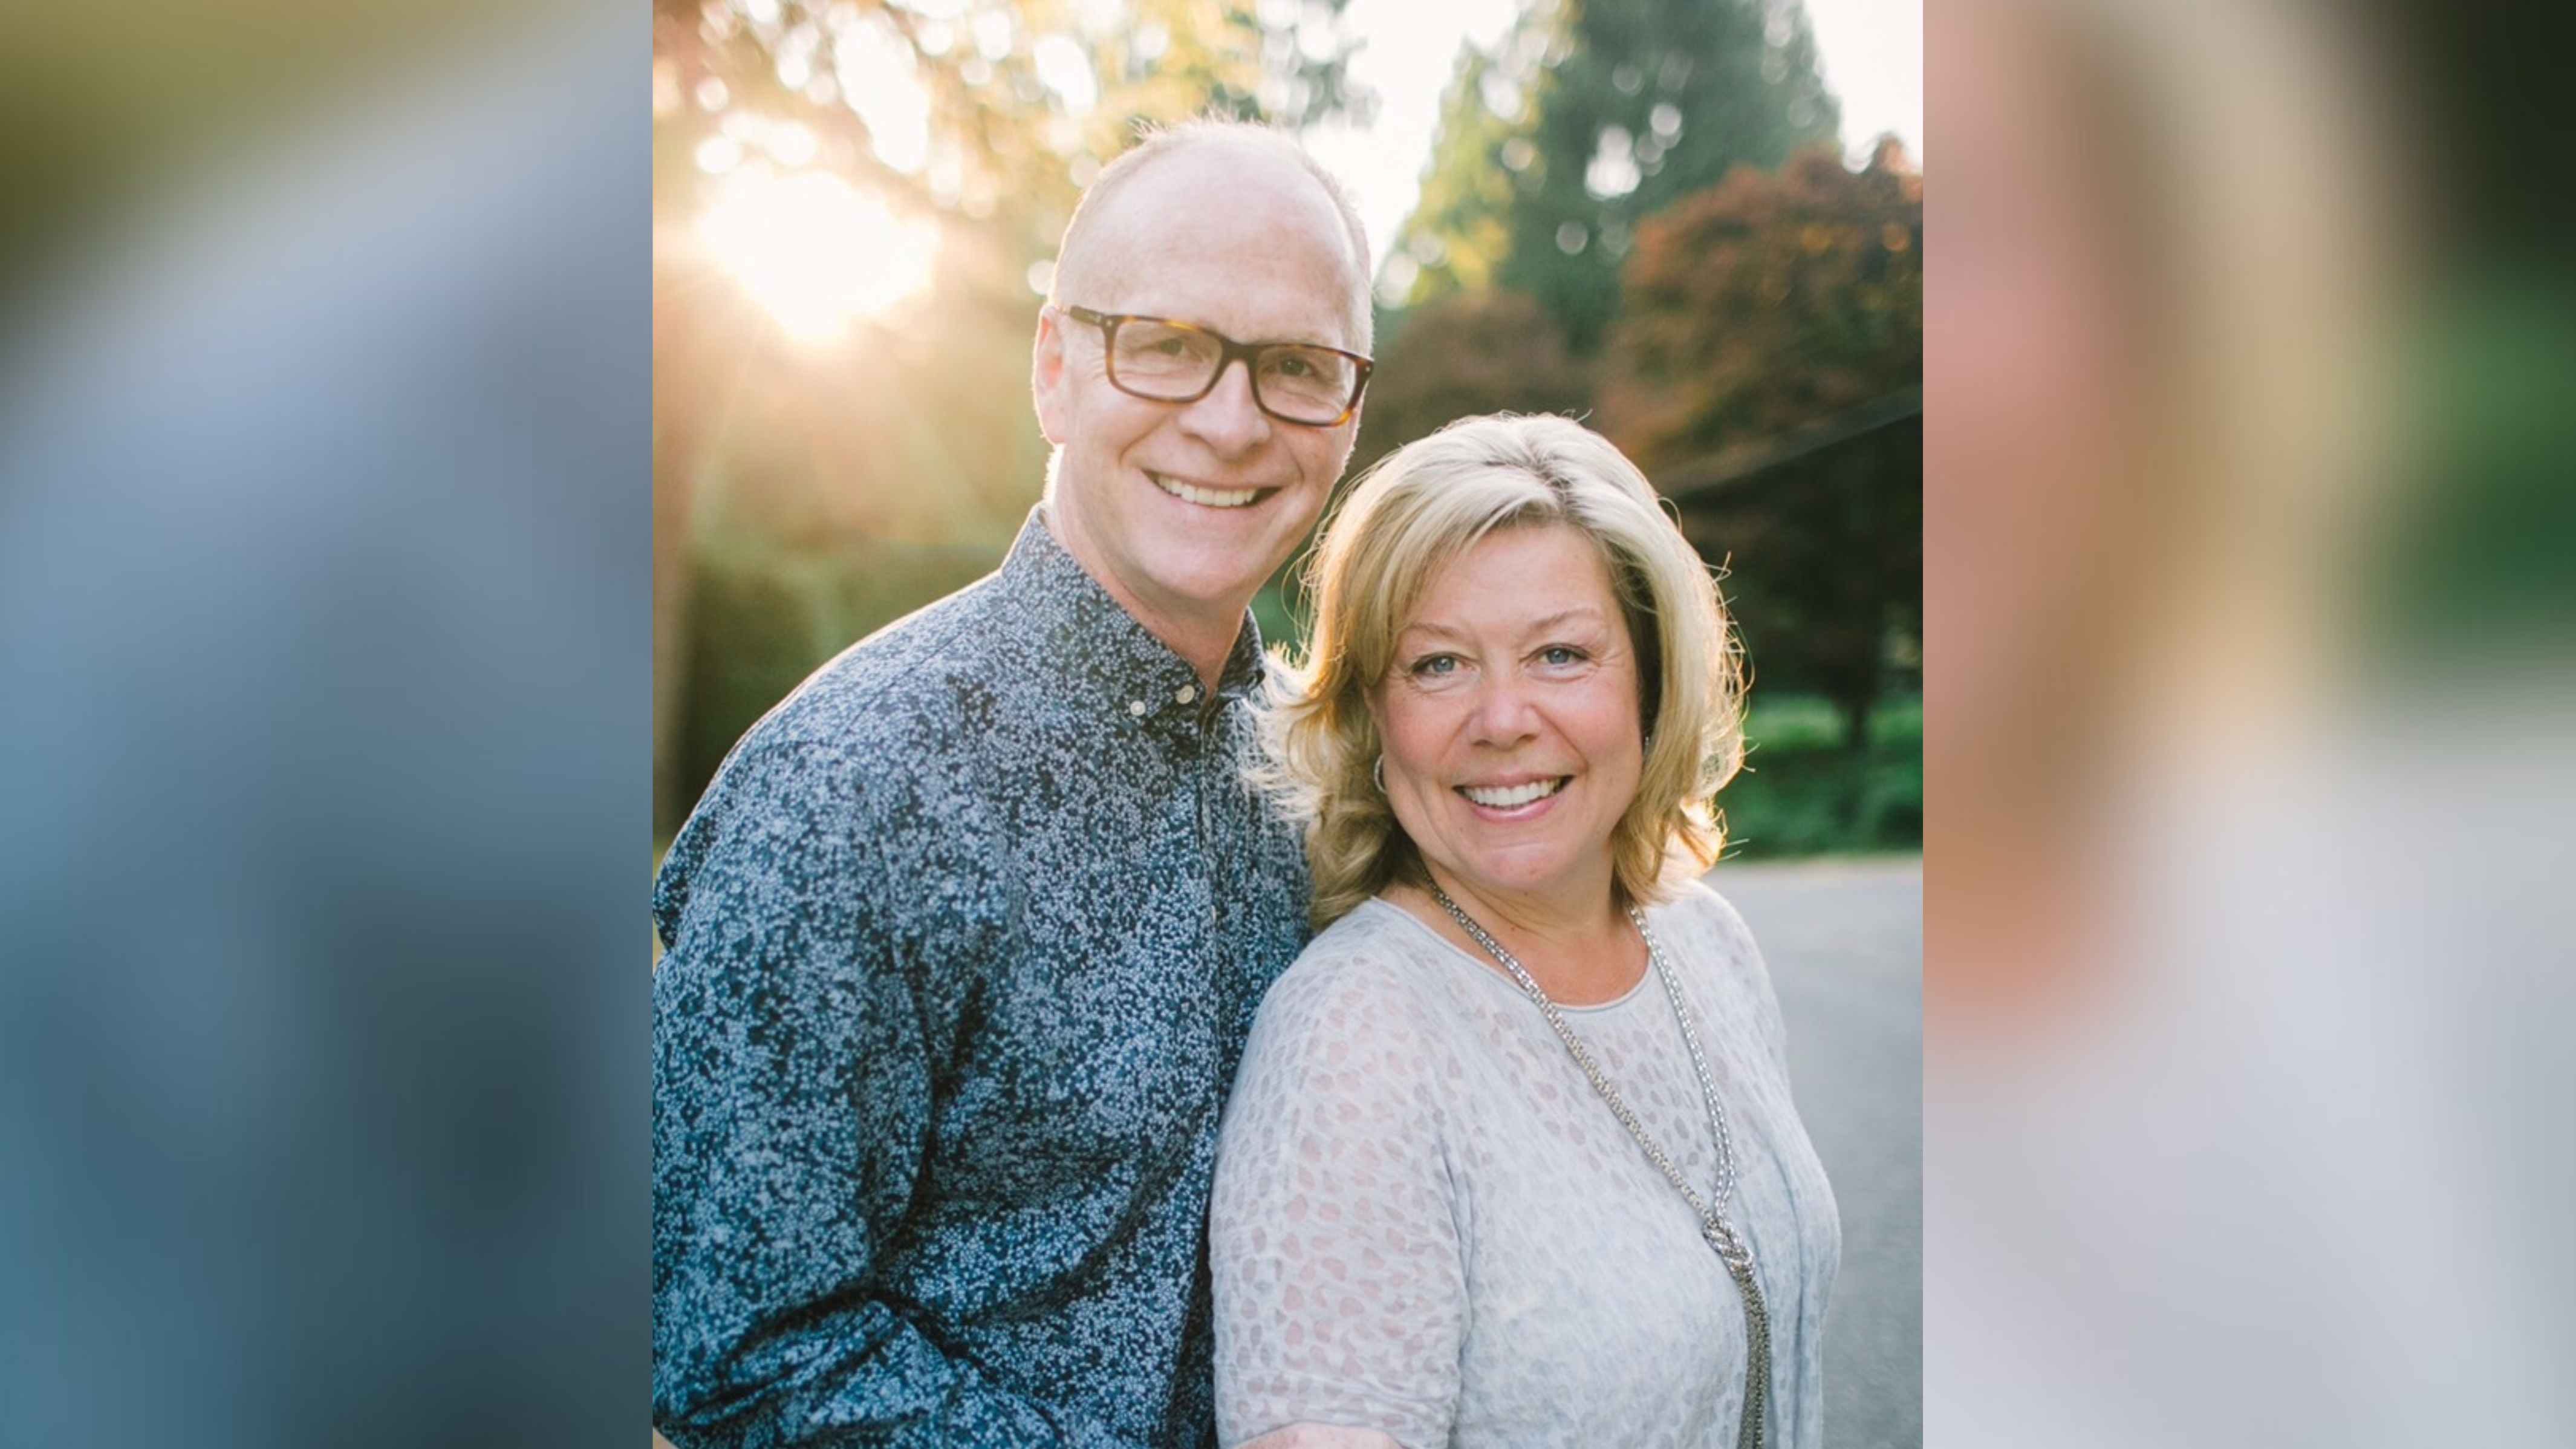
top-left (1047, 120), bottom-right (1374, 352)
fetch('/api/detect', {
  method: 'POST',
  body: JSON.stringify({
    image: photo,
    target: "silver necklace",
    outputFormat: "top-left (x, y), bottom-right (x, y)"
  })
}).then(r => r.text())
top-left (1428, 883), bottom-right (1773, 1449)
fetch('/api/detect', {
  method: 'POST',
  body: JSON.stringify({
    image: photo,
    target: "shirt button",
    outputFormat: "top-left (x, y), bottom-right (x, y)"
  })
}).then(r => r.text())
top-left (1128, 699), bottom-right (1149, 717)
top-left (1174, 684), bottom-right (1198, 705)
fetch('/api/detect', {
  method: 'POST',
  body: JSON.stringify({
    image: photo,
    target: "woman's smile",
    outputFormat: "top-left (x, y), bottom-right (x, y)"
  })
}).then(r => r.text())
top-left (1456, 775), bottom-right (1569, 812)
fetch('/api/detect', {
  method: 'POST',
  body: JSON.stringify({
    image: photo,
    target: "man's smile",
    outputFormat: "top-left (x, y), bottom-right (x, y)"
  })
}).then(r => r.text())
top-left (1148, 471), bottom-right (1274, 510)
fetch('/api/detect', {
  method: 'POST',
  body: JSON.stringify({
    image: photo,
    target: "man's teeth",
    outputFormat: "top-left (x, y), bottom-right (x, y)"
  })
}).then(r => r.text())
top-left (1460, 778), bottom-right (1566, 809)
top-left (1151, 473), bottom-right (1262, 509)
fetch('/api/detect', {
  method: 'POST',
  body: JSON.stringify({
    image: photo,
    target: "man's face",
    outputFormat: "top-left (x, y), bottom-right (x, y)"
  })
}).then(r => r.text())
top-left (1033, 147), bottom-right (1365, 649)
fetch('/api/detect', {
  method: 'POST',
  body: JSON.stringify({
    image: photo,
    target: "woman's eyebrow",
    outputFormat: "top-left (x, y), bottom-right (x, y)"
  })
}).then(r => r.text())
top-left (1393, 619), bottom-right (1468, 645)
top-left (1397, 608), bottom-right (1610, 644)
top-left (1524, 607), bottom-right (1610, 634)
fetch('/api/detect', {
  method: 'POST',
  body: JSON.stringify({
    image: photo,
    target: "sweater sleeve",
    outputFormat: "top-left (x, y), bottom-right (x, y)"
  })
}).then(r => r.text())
top-left (651, 736), bottom-right (1146, 1449)
top-left (1210, 951), bottom-right (1467, 1449)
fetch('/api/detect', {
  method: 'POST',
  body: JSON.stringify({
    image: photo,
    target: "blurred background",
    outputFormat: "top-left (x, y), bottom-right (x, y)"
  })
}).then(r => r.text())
top-left (0, 5), bottom-right (646, 1447)
top-left (651, 0), bottom-right (1926, 865)
top-left (1927, 0), bottom-right (2576, 1443)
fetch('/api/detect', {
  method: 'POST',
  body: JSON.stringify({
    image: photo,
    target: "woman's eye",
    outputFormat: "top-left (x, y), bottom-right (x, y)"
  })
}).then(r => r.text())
top-left (1408, 654), bottom-right (1460, 678)
top-left (1538, 645), bottom-right (1589, 668)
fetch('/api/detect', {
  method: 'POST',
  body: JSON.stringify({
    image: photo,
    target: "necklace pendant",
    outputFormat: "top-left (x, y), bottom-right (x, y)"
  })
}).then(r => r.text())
top-left (1703, 1219), bottom-right (1750, 1272)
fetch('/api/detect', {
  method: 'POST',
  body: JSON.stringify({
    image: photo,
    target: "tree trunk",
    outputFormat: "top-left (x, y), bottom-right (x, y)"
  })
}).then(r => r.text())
top-left (1836, 684), bottom-right (1876, 761)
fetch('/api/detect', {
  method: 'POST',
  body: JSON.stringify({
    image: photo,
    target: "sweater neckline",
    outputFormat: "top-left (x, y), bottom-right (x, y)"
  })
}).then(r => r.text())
top-left (1358, 896), bottom-right (1659, 1015)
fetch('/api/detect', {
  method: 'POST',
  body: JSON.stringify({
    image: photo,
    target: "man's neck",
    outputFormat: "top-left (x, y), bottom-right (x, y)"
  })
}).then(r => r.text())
top-left (1040, 509), bottom-right (1246, 690)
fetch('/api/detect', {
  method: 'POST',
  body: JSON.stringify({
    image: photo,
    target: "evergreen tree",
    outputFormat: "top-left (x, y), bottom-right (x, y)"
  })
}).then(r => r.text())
top-left (1391, 0), bottom-right (1839, 351)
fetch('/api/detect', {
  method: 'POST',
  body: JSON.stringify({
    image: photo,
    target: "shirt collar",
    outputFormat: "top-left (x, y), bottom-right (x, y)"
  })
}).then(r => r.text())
top-left (996, 507), bottom-right (1270, 728)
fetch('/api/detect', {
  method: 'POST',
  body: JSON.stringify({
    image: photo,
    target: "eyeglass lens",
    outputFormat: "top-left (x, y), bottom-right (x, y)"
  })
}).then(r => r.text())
top-left (1107, 321), bottom-right (1358, 423)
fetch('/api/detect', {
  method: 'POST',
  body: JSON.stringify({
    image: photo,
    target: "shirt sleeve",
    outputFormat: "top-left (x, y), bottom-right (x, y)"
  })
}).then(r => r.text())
top-left (1211, 950), bottom-right (1467, 1449)
top-left (651, 735), bottom-right (1144, 1449)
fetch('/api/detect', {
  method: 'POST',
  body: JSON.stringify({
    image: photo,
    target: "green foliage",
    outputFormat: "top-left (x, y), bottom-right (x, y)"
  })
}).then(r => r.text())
top-left (2390, 270), bottom-right (2576, 650)
top-left (1392, 0), bottom-right (1841, 351)
top-left (1720, 693), bottom-right (1922, 859)
top-left (1385, 42), bottom-right (1527, 304)
top-left (1601, 140), bottom-right (1922, 743)
top-left (1604, 141), bottom-right (1921, 463)
top-left (654, 0), bottom-right (1371, 269)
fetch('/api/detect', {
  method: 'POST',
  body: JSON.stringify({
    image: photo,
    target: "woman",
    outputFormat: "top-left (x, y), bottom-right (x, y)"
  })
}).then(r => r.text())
top-left (1211, 414), bottom-right (1838, 1449)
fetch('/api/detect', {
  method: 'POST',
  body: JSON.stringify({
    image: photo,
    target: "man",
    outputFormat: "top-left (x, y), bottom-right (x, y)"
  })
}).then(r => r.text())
top-left (652, 122), bottom-right (1373, 1448)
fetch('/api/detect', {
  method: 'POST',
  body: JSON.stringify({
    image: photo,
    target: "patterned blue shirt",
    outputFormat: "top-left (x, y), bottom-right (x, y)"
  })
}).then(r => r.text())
top-left (652, 510), bottom-right (1312, 1448)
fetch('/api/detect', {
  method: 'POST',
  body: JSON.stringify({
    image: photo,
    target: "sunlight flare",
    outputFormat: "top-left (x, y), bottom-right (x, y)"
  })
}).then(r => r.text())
top-left (699, 169), bottom-right (936, 340)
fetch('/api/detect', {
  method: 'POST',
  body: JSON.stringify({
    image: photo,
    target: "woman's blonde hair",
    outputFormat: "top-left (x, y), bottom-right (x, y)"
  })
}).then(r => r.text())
top-left (1261, 413), bottom-right (1745, 928)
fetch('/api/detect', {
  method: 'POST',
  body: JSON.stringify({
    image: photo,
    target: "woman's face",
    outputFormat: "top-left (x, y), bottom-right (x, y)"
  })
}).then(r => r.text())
top-left (1370, 523), bottom-right (1645, 914)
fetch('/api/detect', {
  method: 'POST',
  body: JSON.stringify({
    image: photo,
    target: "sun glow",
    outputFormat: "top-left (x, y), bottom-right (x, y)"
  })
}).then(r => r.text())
top-left (699, 169), bottom-right (937, 340)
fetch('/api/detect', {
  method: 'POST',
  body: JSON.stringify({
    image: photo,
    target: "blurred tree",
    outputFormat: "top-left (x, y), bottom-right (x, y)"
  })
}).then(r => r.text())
top-left (1390, 0), bottom-right (1839, 350)
top-left (654, 0), bottom-right (1370, 275)
top-left (1379, 41), bottom-right (1524, 307)
top-left (1600, 138), bottom-right (1922, 752)
top-left (1351, 290), bottom-right (1593, 473)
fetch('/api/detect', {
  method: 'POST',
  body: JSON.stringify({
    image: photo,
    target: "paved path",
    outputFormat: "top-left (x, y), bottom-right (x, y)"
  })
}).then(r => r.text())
top-left (1712, 855), bottom-right (1922, 1449)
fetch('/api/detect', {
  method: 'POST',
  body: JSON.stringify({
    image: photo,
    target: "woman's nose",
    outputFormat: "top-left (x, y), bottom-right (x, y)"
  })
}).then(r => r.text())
top-left (1466, 674), bottom-right (1541, 745)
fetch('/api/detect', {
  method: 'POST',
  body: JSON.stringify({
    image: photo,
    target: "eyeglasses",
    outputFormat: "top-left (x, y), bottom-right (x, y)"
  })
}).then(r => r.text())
top-left (1056, 305), bottom-right (1373, 428)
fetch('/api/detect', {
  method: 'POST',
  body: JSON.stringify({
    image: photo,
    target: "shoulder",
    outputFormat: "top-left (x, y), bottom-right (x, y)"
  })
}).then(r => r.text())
top-left (1648, 877), bottom-right (1776, 993)
top-left (1656, 876), bottom-right (1761, 952)
top-left (1224, 904), bottom-right (1465, 1144)
top-left (750, 573), bottom-right (1025, 761)
top-left (652, 576), bottom-right (1031, 939)
top-left (1240, 904), bottom-right (1461, 1072)
top-left (1648, 876), bottom-right (1793, 1050)
top-left (1260, 904), bottom-right (1451, 1023)
top-left (686, 573), bottom-right (1058, 830)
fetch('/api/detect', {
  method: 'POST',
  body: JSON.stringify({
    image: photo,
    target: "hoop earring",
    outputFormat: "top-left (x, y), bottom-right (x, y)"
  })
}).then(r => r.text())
top-left (1373, 757), bottom-right (1386, 793)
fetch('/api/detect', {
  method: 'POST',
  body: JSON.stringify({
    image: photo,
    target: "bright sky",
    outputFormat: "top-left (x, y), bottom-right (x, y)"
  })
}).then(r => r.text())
top-left (1303, 0), bottom-right (1925, 276)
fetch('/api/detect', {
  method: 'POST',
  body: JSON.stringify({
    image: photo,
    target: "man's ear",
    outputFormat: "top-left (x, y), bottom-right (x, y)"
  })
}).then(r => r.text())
top-left (1032, 308), bottom-right (1071, 446)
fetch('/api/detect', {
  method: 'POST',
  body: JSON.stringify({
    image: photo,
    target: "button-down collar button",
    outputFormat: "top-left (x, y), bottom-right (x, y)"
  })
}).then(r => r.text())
top-left (1128, 699), bottom-right (1150, 717)
top-left (1175, 684), bottom-right (1199, 705)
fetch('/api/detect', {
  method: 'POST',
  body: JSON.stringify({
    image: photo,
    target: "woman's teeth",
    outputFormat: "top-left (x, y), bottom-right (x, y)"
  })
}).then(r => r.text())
top-left (1151, 473), bottom-right (1263, 509)
top-left (1459, 778), bottom-right (1567, 809)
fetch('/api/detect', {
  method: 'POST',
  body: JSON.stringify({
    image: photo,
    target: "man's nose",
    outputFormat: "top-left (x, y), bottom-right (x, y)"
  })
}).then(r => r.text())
top-left (1178, 358), bottom-right (1273, 455)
